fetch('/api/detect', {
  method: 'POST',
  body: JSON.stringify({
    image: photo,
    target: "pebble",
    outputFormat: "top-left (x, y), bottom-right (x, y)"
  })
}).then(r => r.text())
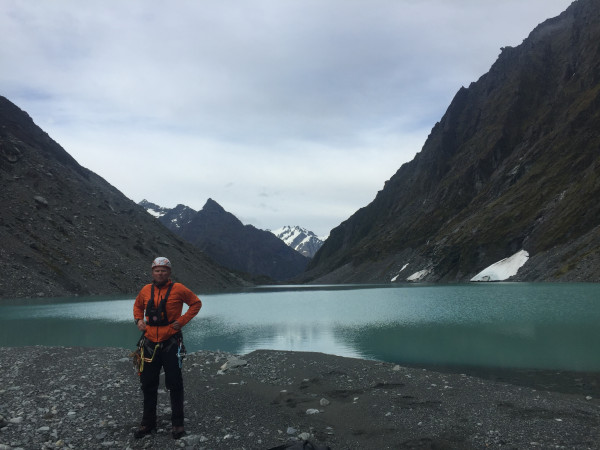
top-left (0, 346), bottom-right (597, 450)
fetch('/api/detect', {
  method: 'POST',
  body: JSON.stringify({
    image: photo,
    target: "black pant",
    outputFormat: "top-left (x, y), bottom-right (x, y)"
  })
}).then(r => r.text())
top-left (139, 337), bottom-right (184, 427)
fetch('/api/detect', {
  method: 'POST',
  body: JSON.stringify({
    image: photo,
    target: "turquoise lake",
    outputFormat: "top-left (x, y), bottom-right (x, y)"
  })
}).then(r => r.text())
top-left (1, 283), bottom-right (599, 371)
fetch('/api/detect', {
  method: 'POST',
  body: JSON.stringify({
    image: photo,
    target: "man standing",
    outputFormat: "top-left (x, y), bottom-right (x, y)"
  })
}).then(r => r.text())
top-left (132, 257), bottom-right (202, 439)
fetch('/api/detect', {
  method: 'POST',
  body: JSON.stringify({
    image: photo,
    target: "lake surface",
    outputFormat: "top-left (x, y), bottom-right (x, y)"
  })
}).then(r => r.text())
top-left (1, 283), bottom-right (599, 371)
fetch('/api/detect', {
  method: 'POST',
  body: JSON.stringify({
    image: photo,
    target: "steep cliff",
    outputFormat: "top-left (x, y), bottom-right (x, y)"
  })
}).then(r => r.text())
top-left (306, 0), bottom-right (600, 283)
top-left (0, 96), bottom-right (247, 298)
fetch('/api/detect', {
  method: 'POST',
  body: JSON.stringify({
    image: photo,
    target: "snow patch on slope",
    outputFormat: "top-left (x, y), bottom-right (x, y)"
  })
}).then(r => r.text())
top-left (146, 208), bottom-right (165, 218)
top-left (391, 264), bottom-right (431, 282)
top-left (407, 268), bottom-right (431, 282)
top-left (470, 250), bottom-right (529, 282)
top-left (391, 264), bottom-right (410, 282)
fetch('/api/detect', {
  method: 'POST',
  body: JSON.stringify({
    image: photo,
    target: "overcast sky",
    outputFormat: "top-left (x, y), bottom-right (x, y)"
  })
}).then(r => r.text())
top-left (1, 0), bottom-right (573, 237)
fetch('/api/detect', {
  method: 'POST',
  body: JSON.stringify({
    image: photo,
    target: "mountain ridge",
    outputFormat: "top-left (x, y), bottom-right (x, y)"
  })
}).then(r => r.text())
top-left (305, 0), bottom-right (600, 283)
top-left (0, 96), bottom-right (247, 298)
top-left (140, 199), bottom-right (310, 281)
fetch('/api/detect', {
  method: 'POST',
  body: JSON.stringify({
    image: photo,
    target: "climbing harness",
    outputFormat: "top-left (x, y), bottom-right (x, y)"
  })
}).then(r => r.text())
top-left (131, 334), bottom-right (185, 375)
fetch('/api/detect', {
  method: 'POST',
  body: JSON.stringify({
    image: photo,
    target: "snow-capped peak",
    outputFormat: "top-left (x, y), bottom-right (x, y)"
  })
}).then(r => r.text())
top-left (139, 199), bottom-right (168, 218)
top-left (271, 226), bottom-right (325, 258)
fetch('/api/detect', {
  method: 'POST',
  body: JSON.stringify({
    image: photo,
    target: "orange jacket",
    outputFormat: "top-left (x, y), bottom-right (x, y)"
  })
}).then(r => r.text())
top-left (133, 280), bottom-right (202, 343)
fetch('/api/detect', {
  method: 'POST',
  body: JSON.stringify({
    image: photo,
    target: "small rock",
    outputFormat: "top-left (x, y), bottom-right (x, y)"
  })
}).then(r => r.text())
top-left (306, 409), bottom-right (320, 415)
top-left (287, 427), bottom-right (297, 435)
top-left (34, 195), bottom-right (49, 207)
top-left (220, 357), bottom-right (248, 371)
top-left (319, 398), bottom-right (330, 406)
top-left (181, 434), bottom-right (203, 445)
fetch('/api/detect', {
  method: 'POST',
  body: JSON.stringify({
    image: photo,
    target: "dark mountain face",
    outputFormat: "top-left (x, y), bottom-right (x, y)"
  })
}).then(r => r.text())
top-left (0, 96), bottom-right (247, 298)
top-left (142, 198), bottom-right (310, 281)
top-left (306, 0), bottom-right (600, 283)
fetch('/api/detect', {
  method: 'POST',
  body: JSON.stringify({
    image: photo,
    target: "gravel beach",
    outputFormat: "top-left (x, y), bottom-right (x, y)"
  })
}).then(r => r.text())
top-left (0, 346), bottom-right (598, 449)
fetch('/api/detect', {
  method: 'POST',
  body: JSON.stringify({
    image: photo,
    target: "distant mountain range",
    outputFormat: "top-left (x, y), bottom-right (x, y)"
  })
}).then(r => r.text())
top-left (305, 0), bottom-right (600, 284)
top-left (140, 199), bottom-right (310, 281)
top-left (270, 226), bottom-right (325, 258)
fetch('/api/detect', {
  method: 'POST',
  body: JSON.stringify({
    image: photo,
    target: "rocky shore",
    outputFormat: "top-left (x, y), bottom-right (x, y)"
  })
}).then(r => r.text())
top-left (0, 346), bottom-right (598, 449)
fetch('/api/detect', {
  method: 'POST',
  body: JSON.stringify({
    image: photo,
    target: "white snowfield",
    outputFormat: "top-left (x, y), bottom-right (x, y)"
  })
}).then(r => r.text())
top-left (470, 250), bottom-right (529, 282)
top-left (146, 208), bottom-right (164, 218)
top-left (391, 249), bottom-right (529, 283)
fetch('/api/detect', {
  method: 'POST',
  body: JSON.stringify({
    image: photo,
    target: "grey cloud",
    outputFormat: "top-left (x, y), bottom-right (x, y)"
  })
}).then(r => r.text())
top-left (0, 0), bottom-right (573, 235)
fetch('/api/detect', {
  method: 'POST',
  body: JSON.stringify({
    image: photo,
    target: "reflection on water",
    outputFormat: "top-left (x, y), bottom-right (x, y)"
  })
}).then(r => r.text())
top-left (1, 283), bottom-right (599, 371)
top-left (186, 317), bottom-right (362, 359)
